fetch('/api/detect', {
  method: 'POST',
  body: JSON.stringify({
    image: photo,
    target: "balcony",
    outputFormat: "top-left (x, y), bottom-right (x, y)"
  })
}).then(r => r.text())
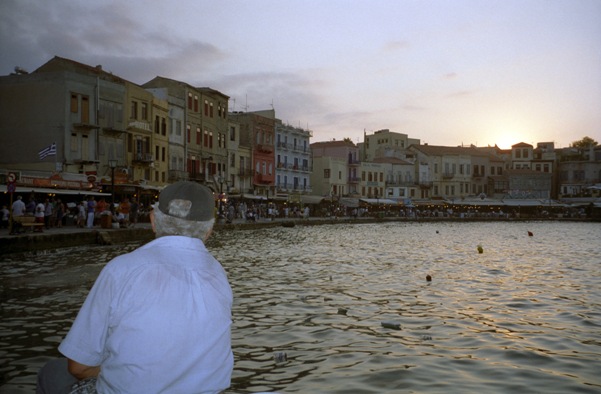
top-left (348, 159), bottom-right (360, 166)
top-left (238, 168), bottom-right (253, 176)
top-left (73, 122), bottom-right (100, 130)
top-left (255, 173), bottom-right (273, 184)
top-left (102, 126), bottom-right (127, 135)
top-left (188, 172), bottom-right (207, 182)
top-left (256, 144), bottom-right (274, 153)
top-left (127, 120), bottom-right (152, 133)
top-left (168, 170), bottom-right (189, 182)
top-left (348, 176), bottom-right (361, 184)
top-left (132, 152), bottom-right (154, 165)
top-left (442, 172), bottom-right (454, 179)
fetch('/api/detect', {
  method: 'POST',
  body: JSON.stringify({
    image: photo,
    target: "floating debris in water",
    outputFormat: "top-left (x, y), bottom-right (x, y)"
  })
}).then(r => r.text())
top-left (422, 335), bottom-right (432, 341)
top-left (477, 244), bottom-right (483, 254)
top-left (528, 231), bottom-right (533, 237)
top-left (426, 274), bottom-right (432, 282)
top-left (337, 308), bottom-right (348, 315)
top-left (381, 321), bottom-right (401, 330)
top-left (273, 351), bottom-right (287, 364)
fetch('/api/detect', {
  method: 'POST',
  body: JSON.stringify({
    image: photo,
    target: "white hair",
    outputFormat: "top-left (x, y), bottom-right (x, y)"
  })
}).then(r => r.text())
top-left (152, 203), bottom-right (215, 241)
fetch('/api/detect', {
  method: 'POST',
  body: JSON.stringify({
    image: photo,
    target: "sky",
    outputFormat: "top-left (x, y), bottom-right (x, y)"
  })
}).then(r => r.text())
top-left (1, 0), bottom-right (600, 149)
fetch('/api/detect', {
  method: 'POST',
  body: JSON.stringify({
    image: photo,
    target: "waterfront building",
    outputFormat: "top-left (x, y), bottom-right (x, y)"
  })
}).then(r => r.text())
top-left (310, 140), bottom-right (360, 198)
top-left (0, 57), bottom-right (126, 196)
top-left (228, 110), bottom-right (276, 198)
top-left (557, 145), bottom-right (601, 197)
top-left (198, 87), bottom-right (230, 192)
top-left (145, 86), bottom-right (187, 183)
top-left (372, 157), bottom-right (420, 200)
top-left (143, 78), bottom-right (229, 192)
top-left (408, 144), bottom-right (509, 200)
top-left (274, 120), bottom-right (313, 198)
top-left (358, 129), bottom-right (420, 162)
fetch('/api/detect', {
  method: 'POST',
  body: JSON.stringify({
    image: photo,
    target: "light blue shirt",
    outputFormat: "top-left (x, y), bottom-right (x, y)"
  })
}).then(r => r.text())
top-left (59, 236), bottom-right (233, 393)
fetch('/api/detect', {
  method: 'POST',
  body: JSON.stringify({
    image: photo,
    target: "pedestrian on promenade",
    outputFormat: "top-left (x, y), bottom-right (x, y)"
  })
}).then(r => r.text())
top-left (34, 200), bottom-right (45, 232)
top-left (76, 201), bottom-right (86, 228)
top-left (37, 181), bottom-right (233, 394)
top-left (0, 205), bottom-right (9, 228)
top-left (85, 197), bottom-right (96, 228)
top-left (119, 197), bottom-right (131, 226)
top-left (129, 198), bottom-right (139, 228)
top-left (12, 195), bottom-right (25, 217)
top-left (43, 199), bottom-right (53, 229)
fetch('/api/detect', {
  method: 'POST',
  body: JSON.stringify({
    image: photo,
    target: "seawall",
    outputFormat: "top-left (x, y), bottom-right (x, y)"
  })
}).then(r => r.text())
top-left (1, 216), bottom-right (596, 255)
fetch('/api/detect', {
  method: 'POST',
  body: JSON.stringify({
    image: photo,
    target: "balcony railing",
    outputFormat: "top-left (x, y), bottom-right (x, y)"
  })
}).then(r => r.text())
top-left (442, 172), bottom-right (454, 179)
top-left (239, 168), bottom-right (254, 176)
top-left (256, 144), bottom-right (274, 153)
top-left (168, 170), bottom-right (189, 182)
top-left (132, 152), bottom-right (154, 164)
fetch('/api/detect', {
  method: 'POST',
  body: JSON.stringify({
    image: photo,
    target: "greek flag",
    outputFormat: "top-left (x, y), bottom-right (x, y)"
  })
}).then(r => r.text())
top-left (38, 142), bottom-right (57, 160)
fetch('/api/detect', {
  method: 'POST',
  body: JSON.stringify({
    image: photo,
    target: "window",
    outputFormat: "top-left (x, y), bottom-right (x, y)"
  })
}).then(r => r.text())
top-left (194, 95), bottom-right (199, 112)
top-left (324, 169), bottom-right (331, 178)
top-left (186, 125), bottom-right (191, 143)
top-left (81, 96), bottom-right (89, 123)
top-left (188, 93), bottom-right (192, 110)
top-left (131, 101), bottom-right (138, 119)
top-left (210, 103), bottom-right (214, 117)
top-left (515, 149), bottom-right (522, 159)
top-left (155, 116), bottom-right (160, 134)
top-left (196, 128), bottom-right (201, 145)
top-left (544, 164), bottom-right (549, 173)
top-left (434, 163), bottom-right (438, 174)
top-left (70, 94), bottom-right (78, 113)
top-left (141, 103), bottom-right (148, 120)
top-left (203, 130), bottom-right (209, 147)
top-left (162, 147), bottom-right (166, 162)
top-left (175, 120), bottom-right (182, 136)
top-left (230, 126), bottom-right (236, 141)
top-left (155, 146), bottom-right (159, 160)
top-left (204, 100), bottom-right (209, 116)
top-left (161, 118), bottom-right (167, 135)
top-left (70, 133), bottom-right (78, 151)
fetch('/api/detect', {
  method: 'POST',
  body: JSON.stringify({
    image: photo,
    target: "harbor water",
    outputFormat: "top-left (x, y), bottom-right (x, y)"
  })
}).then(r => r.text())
top-left (1, 221), bottom-right (600, 393)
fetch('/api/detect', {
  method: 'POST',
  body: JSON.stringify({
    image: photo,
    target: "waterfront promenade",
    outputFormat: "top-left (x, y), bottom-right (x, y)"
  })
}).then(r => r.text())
top-left (0, 214), bottom-right (597, 255)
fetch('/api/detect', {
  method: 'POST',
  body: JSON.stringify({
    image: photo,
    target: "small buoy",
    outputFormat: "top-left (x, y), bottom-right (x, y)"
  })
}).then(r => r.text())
top-left (477, 245), bottom-right (483, 254)
top-left (527, 231), bottom-right (533, 237)
top-left (273, 352), bottom-right (287, 363)
top-left (381, 321), bottom-right (401, 330)
top-left (426, 274), bottom-right (432, 282)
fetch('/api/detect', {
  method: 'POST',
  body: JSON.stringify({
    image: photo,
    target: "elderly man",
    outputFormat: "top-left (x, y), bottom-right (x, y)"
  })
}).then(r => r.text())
top-left (37, 181), bottom-right (232, 394)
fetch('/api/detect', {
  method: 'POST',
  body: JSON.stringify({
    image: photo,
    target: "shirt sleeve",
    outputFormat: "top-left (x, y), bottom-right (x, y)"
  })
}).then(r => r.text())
top-left (58, 265), bottom-right (116, 367)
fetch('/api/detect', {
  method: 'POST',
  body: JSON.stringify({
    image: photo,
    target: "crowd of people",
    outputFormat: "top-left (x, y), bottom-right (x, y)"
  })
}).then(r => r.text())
top-left (3, 194), bottom-right (142, 234)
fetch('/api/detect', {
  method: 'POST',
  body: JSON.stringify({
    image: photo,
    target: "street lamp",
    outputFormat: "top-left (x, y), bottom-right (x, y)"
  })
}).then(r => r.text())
top-left (109, 159), bottom-right (117, 207)
top-left (217, 175), bottom-right (225, 217)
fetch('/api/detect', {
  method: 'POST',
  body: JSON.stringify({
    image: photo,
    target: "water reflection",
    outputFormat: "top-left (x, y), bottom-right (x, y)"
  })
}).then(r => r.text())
top-left (1, 222), bottom-right (600, 393)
